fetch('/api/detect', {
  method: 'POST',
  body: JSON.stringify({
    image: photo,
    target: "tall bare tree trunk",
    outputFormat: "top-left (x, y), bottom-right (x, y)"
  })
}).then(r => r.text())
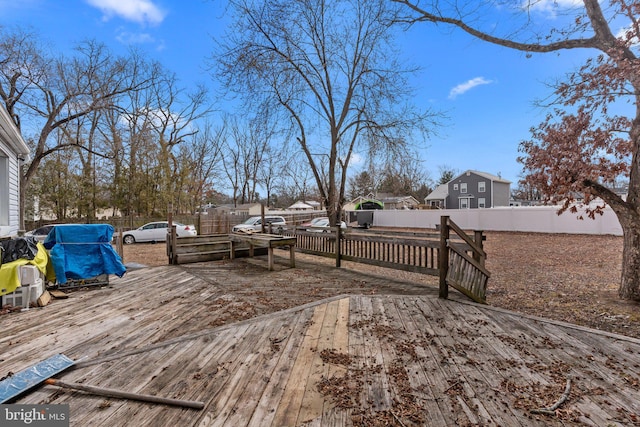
top-left (618, 216), bottom-right (640, 300)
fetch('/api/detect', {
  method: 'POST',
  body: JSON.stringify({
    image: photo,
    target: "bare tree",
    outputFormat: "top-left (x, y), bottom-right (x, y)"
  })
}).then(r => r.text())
top-left (394, 0), bottom-right (640, 300)
top-left (258, 144), bottom-right (285, 208)
top-left (221, 116), bottom-right (273, 206)
top-left (278, 154), bottom-right (317, 208)
top-left (144, 74), bottom-right (211, 214)
top-left (176, 121), bottom-right (225, 213)
top-left (348, 171), bottom-right (376, 199)
top-left (0, 28), bottom-right (153, 226)
top-left (378, 157), bottom-right (431, 198)
top-left (216, 0), bottom-right (438, 225)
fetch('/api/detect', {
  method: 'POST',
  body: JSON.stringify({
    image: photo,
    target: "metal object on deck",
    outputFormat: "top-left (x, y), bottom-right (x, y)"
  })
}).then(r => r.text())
top-left (0, 354), bottom-right (75, 403)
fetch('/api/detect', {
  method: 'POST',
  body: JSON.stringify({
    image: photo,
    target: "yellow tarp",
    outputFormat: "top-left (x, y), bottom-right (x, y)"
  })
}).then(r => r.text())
top-left (0, 243), bottom-right (52, 296)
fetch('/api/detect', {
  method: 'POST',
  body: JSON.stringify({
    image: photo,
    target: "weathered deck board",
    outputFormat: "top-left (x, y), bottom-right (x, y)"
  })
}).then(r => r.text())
top-left (2, 262), bottom-right (639, 426)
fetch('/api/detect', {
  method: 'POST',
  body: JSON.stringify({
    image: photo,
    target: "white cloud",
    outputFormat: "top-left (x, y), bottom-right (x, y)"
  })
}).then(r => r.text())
top-left (524, 0), bottom-right (584, 18)
top-left (616, 25), bottom-right (640, 47)
top-left (116, 30), bottom-right (155, 45)
top-left (448, 77), bottom-right (493, 99)
top-left (86, 0), bottom-right (166, 25)
top-left (350, 153), bottom-right (364, 166)
top-left (115, 27), bottom-right (166, 50)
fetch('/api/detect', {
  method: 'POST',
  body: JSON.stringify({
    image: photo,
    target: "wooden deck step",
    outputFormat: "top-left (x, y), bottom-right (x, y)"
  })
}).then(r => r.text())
top-left (174, 249), bottom-right (231, 263)
top-left (176, 240), bottom-right (231, 248)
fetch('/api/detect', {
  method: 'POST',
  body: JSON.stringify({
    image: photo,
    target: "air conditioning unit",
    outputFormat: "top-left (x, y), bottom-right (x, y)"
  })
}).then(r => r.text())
top-left (2, 266), bottom-right (45, 309)
top-left (20, 265), bottom-right (41, 285)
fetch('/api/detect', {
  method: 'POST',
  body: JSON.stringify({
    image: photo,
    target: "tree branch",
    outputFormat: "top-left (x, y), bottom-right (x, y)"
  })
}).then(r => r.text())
top-left (392, 0), bottom-right (599, 53)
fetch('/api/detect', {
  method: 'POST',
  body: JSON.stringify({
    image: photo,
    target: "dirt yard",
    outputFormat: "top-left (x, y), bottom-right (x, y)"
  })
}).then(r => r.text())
top-left (119, 231), bottom-right (639, 339)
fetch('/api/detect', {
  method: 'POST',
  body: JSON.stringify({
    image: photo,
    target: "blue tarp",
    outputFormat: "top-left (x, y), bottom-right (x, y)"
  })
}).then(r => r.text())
top-left (43, 224), bottom-right (126, 284)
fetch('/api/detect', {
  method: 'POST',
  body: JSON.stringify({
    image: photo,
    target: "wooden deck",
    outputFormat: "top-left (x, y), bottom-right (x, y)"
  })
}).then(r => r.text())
top-left (1, 257), bottom-right (639, 426)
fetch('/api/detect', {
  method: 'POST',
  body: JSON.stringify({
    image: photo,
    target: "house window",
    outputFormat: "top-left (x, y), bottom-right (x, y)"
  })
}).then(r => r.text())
top-left (478, 198), bottom-right (486, 208)
top-left (453, 184), bottom-right (458, 191)
top-left (459, 198), bottom-right (469, 209)
top-left (460, 183), bottom-right (467, 194)
top-left (478, 181), bottom-right (486, 192)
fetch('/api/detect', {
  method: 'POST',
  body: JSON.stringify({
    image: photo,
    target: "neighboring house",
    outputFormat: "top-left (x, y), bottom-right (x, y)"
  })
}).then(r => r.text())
top-left (0, 106), bottom-right (30, 238)
top-left (303, 200), bottom-right (322, 210)
top-left (288, 201), bottom-right (314, 211)
top-left (378, 194), bottom-right (420, 210)
top-left (344, 196), bottom-right (369, 211)
top-left (342, 194), bottom-right (373, 211)
top-left (213, 203), bottom-right (263, 216)
top-left (425, 170), bottom-right (511, 209)
top-left (425, 183), bottom-right (449, 209)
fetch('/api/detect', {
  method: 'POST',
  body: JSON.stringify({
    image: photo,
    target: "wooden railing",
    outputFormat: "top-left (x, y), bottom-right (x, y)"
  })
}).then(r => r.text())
top-left (340, 232), bottom-right (439, 275)
top-left (281, 215), bottom-right (489, 303)
top-left (438, 216), bottom-right (490, 304)
top-left (166, 215), bottom-right (489, 303)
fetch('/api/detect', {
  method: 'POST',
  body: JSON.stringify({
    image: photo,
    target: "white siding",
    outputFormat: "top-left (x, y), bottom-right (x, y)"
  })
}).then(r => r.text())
top-left (0, 105), bottom-right (29, 238)
top-left (0, 142), bottom-right (22, 237)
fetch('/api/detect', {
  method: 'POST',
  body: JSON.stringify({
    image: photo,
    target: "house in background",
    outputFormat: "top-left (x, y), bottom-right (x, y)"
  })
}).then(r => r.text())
top-left (344, 196), bottom-right (369, 211)
top-left (425, 170), bottom-right (511, 209)
top-left (378, 194), bottom-right (420, 210)
top-left (213, 203), bottom-right (263, 216)
top-left (303, 200), bottom-right (322, 210)
top-left (0, 106), bottom-right (30, 238)
top-left (425, 183), bottom-right (449, 209)
top-left (288, 201), bottom-right (314, 211)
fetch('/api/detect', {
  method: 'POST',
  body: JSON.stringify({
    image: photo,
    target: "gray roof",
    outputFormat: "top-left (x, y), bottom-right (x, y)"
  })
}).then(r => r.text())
top-left (379, 195), bottom-right (419, 204)
top-left (463, 170), bottom-right (511, 184)
top-left (425, 183), bottom-right (449, 200)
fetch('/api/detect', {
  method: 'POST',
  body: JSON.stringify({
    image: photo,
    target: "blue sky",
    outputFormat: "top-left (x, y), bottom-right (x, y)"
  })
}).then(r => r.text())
top-left (0, 0), bottom-right (612, 187)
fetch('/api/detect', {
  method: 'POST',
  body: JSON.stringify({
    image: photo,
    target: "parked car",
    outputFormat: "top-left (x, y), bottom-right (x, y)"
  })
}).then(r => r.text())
top-left (122, 221), bottom-right (197, 244)
top-left (232, 216), bottom-right (286, 233)
top-left (300, 217), bottom-right (328, 227)
top-left (306, 217), bottom-right (347, 232)
top-left (24, 224), bottom-right (59, 242)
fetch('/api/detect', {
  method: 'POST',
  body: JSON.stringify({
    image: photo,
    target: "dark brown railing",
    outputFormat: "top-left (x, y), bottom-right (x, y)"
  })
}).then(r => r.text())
top-left (281, 215), bottom-right (490, 303)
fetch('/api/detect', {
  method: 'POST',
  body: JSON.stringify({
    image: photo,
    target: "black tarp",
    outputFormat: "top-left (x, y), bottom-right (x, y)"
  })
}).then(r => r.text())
top-left (0, 237), bottom-right (39, 265)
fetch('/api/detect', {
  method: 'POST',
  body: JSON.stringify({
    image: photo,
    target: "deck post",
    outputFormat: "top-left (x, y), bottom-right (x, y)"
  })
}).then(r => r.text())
top-left (117, 221), bottom-right (124, 262)
top-left (168, 204), bottom-right (174, 264)
top-left (474, 230), bottom-right (485, 267)
top-left (170, 225), bottom-right (178, 265)
top-left (335, 225), bottom-right (342, 268)
top-left (439, 216), bottom-right (450, 299)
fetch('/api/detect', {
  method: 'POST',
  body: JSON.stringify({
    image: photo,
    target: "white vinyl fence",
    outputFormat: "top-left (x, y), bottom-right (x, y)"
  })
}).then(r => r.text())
top-left (369, 206), bottom-right (623, 236)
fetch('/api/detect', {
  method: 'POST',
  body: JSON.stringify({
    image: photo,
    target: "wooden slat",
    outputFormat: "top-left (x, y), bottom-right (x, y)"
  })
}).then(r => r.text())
top-left (247, 308), bottom-right (317, 426)
top-left (271, 303), bottom-right (328, 426)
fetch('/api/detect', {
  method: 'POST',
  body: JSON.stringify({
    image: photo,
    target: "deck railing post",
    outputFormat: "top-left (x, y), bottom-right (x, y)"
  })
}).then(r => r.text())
top-left (439, 216), bottom-right (450, 299)
top-left (168, 205), bottom-right (174, 265)
top-left (474, 230), bottom-right (485, 267)
top-left (170, 225), bottom-right (178, 265)
top-left (335, 226), bottom-right (342, 268)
